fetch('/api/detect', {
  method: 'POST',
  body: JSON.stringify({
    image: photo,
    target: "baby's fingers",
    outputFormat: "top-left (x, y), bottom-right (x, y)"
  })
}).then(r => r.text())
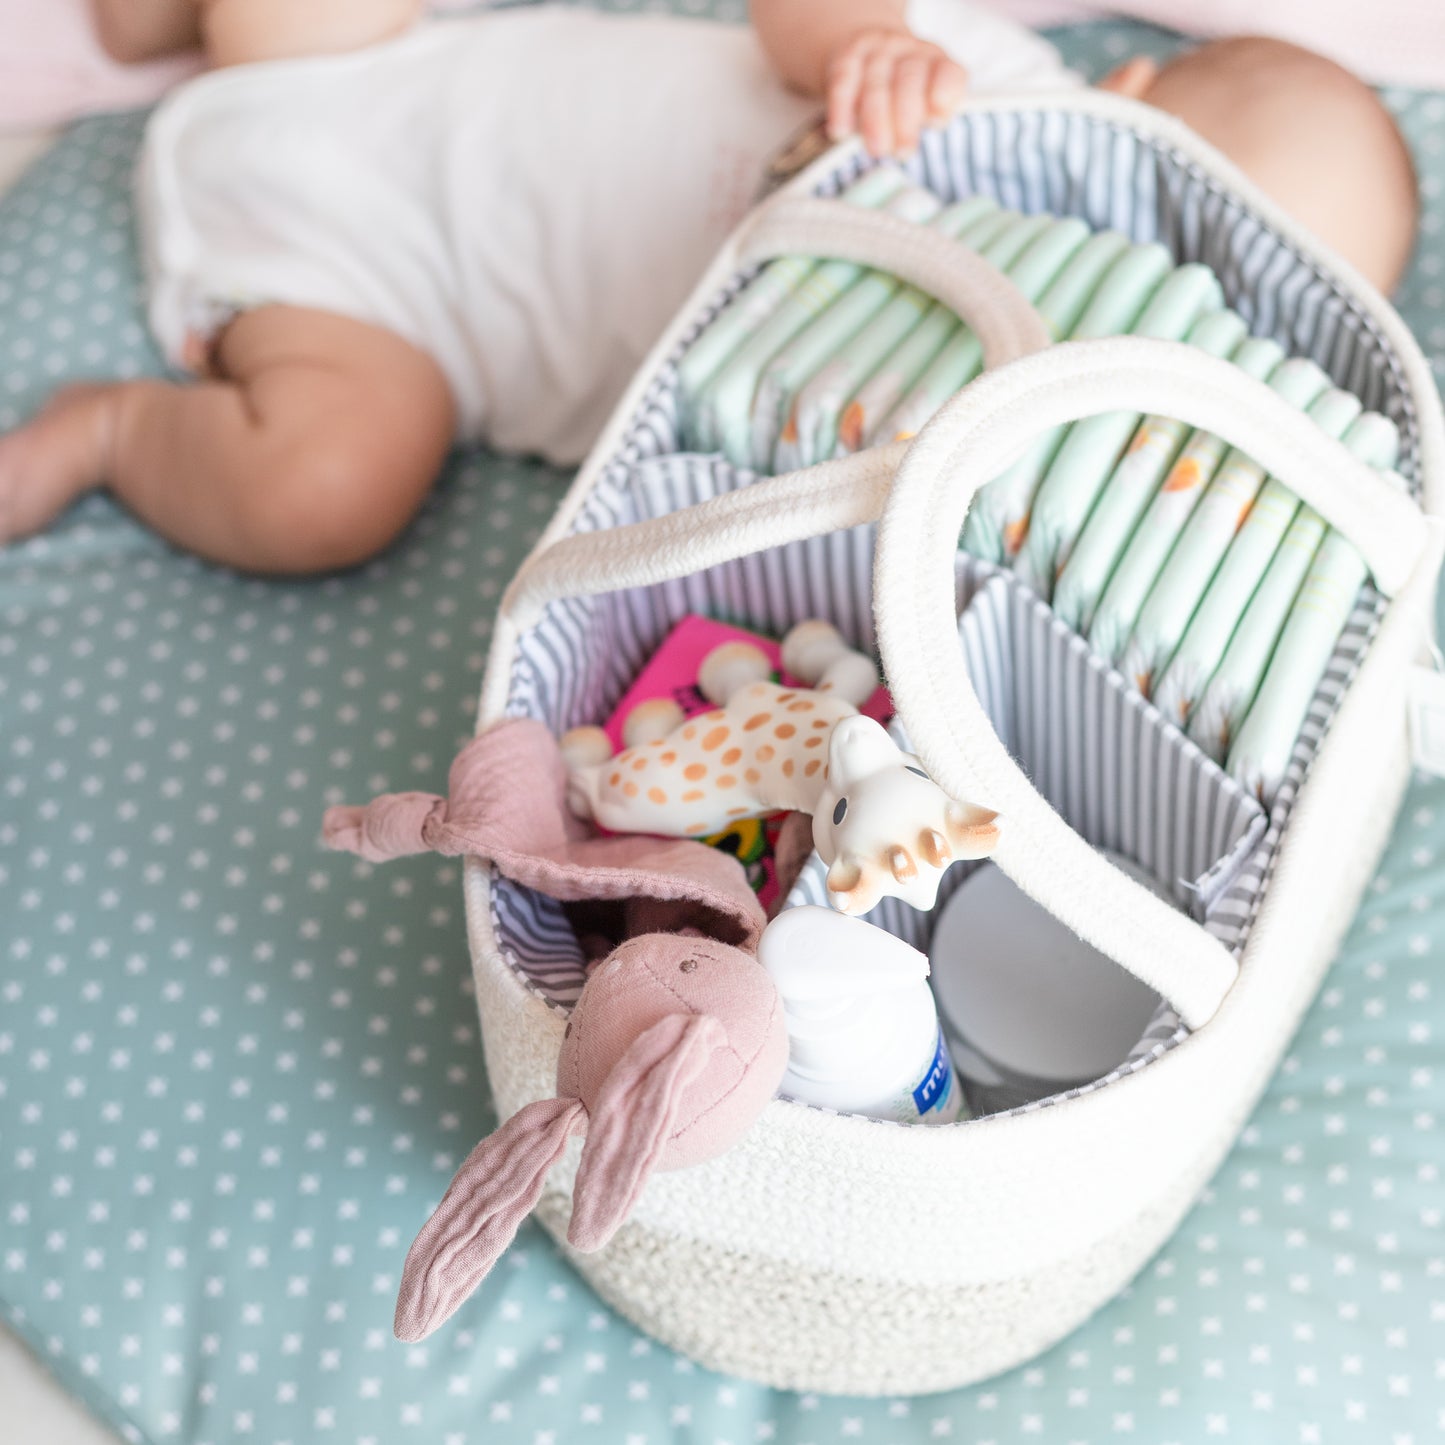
top-left (857, 48), bottom-right (899, 156)
top-left (926, 55), bottom-right (969, 119)
top-left (826, 44), bottom-right (866, 142)
top-left (892, 53), bottom-right (931, 155)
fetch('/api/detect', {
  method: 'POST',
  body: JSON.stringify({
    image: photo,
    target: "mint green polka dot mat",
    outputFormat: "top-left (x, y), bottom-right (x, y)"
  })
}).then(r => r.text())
top-left (4, 11), bottom-right (1445, 1444)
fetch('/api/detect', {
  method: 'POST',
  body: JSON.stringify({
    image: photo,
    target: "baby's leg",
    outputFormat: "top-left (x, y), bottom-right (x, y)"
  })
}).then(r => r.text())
top-left (0, 306), bottom-right (456, 573)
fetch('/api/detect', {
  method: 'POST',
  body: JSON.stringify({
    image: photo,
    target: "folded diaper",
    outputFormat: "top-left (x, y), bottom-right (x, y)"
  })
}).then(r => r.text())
top-left (1148, 386), bottom-right (1366, 728)
top-left (768, 195), bottom-right (998, 471)
top-left (964, 241), bottom-right (1176, 572)
top-left (1224, 412), bottom-right (1403, 803)
top-left (959, 228), bottom-right (1132, 561)
top-left (846, 213), bottom-right (1097, 463)
top-left (750, 183), bottom-right (944, 470)
top-left (865, 211), bottom-right (1059, 447)
top-left (1085, 337), bottom-right (1286, 665)
top-left (683, 166), bottom-right (908, 458)
top-left (1116, 358), bottom-right (1333, 695)
top-left (1049, 308), bottom-right (1248, 632)
top-left (1184, 506), bottom-right (1327, 763)
top-left (1012, 261), bottom-right (1224, 599)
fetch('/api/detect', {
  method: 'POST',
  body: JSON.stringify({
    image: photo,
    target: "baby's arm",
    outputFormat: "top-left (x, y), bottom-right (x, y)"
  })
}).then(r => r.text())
top-left (90, 0), bottom-right (201, 63)
top-left (752, 0), bottom-right (967, 156)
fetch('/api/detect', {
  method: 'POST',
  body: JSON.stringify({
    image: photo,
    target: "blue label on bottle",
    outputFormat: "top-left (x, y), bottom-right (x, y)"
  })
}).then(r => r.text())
top-left (912, 1028), bottom-right (954, 1115)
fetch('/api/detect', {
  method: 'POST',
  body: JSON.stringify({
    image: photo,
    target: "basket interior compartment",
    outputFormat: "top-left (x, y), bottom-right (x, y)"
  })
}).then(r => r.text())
top-left (781, 564), bottom-right (1268, 1115)
top-left (490, 103), bottom-right (1422, 1103)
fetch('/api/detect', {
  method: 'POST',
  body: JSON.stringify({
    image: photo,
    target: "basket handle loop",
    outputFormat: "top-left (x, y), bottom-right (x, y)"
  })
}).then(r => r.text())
top-left (876, 334), bottom-right (1427, 1028)
top-left (505, 193), bottom-right (1052, 629)
top-left (734, 195), bottom-right (1054, 369)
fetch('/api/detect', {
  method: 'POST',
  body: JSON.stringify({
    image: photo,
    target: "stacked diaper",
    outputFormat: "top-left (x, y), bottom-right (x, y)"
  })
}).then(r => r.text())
top-left (678, 176), bottom-right (1402, 807)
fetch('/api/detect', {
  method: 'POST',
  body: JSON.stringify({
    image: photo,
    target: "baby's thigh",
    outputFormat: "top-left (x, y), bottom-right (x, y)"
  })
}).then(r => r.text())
top-left (214, 305), bottom-right (457, 559)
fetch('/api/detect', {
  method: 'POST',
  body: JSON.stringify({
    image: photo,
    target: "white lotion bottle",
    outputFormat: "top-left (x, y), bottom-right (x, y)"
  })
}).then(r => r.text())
top-left (759, 905), bottom-right (965, 1125)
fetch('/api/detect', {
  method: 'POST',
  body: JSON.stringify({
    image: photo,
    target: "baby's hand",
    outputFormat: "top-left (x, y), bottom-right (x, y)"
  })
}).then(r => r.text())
top-left (825, 29), bottom-right (968, 157)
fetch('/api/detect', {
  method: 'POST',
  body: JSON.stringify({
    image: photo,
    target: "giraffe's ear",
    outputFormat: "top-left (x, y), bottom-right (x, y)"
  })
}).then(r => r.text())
top-left (946, 803), bottom-right (1000, 859)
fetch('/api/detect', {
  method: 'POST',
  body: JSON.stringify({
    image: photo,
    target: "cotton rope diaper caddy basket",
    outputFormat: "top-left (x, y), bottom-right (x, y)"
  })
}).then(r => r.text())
top-left (461, 92), bottom-right (1445, 1395)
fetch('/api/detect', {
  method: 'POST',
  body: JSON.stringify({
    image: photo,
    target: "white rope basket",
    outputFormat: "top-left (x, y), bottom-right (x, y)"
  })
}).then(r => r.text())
top-left (462, 91), bottom-right (1445, 1395)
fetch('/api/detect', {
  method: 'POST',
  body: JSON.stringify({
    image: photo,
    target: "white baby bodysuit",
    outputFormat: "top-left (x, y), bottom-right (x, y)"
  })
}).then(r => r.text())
top-left (139, 3), bottom-right (1076, 464)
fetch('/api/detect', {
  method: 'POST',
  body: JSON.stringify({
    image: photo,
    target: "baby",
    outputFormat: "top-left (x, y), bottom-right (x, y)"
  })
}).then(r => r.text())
top-left (0, 0), bottom-right (1418, 575)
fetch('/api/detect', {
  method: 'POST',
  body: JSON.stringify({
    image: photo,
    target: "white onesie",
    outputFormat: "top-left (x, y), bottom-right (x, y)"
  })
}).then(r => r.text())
top-left (139, 3), bottom-right (1077, 465)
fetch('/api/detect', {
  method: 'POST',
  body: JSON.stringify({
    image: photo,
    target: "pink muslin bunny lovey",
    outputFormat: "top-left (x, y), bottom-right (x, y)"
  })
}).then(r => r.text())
top-left (323, 719), bottom-right (788, 1341)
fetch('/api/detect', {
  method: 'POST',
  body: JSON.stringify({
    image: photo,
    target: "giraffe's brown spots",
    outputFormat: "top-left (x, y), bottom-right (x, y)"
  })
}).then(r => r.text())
top-left (649, 738), bottom-right (664, 748)
top-left (632, 757), bottom-right (648, 771)
top-left (812, 718), bottom-right (829, 729)
top-left (647, 787), bottom-right (667, 805)
top-left (727, 806), bottom-right (749, 817)
top-left (776, 692), bottom-right (796, 703)
top-left (804, 760), bottom-right (821, 777)
top-left (805, 736), bottom-right (822, 749)
top-left (757, 744), bottom-right (775, 763)
top-left (782, 758), bottom-right (795, 778)
top-left (682, 789), bottom-right (705, 803)
top-left (684, 763), bottom-right (707, 782)
top-left (717, 774), bottom-right (737, 789)
top-left (609, 771), bottom-right (622, 786)
top-left (775, 723), bottom-right (797, 740)
top-left (660, 751), bottom-right (677, 766)
top-left (722, 747), bottom-right (742, 766)
top-left (622, 781), bottom-right (639, 798)
top-left (787, 700), bottom-right (813, 712)
top-left (683, 725), bottom-right (697, 741)
top-left (744, 713), bottom-right (770, 732)
top-left (744, 768), bottom-right (761, 785)
top-left (702, 726), bottom-right (729, 751)
top-left (686, 822), bottom-right (708, 834)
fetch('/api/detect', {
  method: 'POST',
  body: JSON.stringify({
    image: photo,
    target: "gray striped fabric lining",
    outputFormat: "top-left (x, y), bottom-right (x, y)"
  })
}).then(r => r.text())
top-left (490, 108), bottom-right (1417, 1130)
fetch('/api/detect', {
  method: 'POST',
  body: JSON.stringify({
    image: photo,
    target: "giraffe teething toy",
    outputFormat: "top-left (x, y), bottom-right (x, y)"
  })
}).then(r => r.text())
top-left (562, 620), bottom-right (1000, 916)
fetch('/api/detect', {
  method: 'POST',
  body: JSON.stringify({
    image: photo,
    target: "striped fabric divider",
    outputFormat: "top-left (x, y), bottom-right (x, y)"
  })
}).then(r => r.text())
top-left (488, 106), bottom-right (1416, 1068)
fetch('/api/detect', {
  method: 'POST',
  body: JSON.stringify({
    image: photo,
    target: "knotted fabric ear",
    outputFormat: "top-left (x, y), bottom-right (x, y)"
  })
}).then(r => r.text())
top-left (568, 1014), bottom-right (726, 1253)
top-left (322, 791), bottom-right (446, 863)
top-left (323, 718), bottom-right (767, 950)
top-left (393, 1096), bottom-right (586, 1342)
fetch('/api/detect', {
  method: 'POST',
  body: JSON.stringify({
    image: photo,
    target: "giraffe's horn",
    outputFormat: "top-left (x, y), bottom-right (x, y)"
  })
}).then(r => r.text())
top-left (888, 845), bottom-right (917, 883)
top-left (919, 828), bottom-right (951, 869)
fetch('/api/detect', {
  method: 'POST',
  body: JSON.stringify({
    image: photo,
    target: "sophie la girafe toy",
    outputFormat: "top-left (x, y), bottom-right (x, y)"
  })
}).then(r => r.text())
top-left (562, 619), bottom-right (1001, 916)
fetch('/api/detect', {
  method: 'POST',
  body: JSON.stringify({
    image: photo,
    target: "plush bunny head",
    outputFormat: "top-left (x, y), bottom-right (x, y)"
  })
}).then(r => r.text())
top-left (391, 930), bottom-right (787, 1342)
top-left (810, 715), bottom-right (1000, 915)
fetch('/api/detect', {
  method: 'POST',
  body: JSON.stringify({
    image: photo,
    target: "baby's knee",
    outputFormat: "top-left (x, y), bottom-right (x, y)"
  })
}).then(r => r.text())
top-left (242, 433), bottom-right (439, 574)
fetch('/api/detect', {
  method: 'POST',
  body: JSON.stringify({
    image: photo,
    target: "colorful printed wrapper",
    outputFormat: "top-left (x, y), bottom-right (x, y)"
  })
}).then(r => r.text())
top-left (1148, 387), bottom-right (1368, 727)
top-left (768, 196), bottom-right (998, 471)
top-left (749, 183), bottom-right (943, 469)
top-left (1117, 358), bottom-right (1334, 693)
top-left (1049, 308), bottom-right (1248, 631)
top-left (959, 232), bottom-right (1145, 562)
top-left (1086, 337), bottom-right (1287, 664)
top-left (846, 213), bottom-right (1096, 465)
top-left (1219, 416), bottom-right (1403, 803)
top-left (1185, 507), bottom-right (1327, 762)
top-left (685, 167), bottom-right (909, 462)
top-left (865, 212), bottom-right (1058, 447)
top-left (1012, 261), bottom-right (1224, 598)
